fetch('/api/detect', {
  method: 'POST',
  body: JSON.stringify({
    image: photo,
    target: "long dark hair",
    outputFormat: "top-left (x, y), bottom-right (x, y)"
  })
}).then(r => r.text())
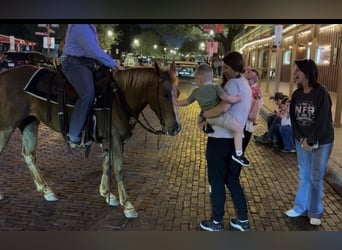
top-left (295, 59), bottom-right (320, 88)
top-left (222, 51), bottom-right (245, 74)
top-left (221, 51), bottom-right (245, 87)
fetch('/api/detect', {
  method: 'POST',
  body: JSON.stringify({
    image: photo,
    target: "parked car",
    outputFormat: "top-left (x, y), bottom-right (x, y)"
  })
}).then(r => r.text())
top-left (175, 60), bottom-right (198, 78)
top-left (123, 53), bottom-right (139, 67)
top-left (0, 51), bottom-right (55, 70)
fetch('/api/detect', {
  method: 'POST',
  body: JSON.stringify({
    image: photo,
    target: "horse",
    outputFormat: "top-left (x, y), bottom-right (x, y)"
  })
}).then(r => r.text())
top-left (0, 62), bottom-right (181, 218)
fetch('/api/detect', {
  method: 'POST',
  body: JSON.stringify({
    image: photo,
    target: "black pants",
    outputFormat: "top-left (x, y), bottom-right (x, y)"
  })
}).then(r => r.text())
top-left (243, 129), bottom-right (252, 150)
top-left (205, 137), bottom-right (248, 222)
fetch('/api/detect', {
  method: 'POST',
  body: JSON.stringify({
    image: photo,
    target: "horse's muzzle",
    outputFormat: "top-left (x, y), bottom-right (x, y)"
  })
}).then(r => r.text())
top-left (163, 122), bottom-right (181, 136)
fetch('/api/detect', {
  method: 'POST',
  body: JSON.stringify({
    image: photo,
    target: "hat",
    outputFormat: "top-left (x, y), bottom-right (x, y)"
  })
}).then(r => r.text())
top-left (270, 92), bottom-right (287, 101)
top-left (294, 59), bottom-right (318, 79)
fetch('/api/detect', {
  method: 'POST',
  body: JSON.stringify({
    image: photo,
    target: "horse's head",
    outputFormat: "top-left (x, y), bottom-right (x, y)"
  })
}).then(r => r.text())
top-left (151, 61), bottom-right (181, 136)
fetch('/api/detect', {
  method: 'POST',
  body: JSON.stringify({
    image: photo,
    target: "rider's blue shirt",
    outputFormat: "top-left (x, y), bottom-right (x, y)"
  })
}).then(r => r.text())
top-left (63, 24), bottom-right (116, 68)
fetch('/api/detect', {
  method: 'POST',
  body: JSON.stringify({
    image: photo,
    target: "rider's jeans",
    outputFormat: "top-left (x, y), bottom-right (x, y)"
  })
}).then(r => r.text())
top-left (62, 56), bottom-right (95, 142)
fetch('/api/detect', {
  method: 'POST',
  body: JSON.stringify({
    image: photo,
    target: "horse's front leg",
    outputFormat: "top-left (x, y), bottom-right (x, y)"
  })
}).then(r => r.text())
top-left (100, 138), bottom-right (138, 218)
top-left (99, 149), bottom-right (119, 206)
top-left (21, 118), bottom-right (57, 201)
top-left (111, 143), bottom-right (138, 218)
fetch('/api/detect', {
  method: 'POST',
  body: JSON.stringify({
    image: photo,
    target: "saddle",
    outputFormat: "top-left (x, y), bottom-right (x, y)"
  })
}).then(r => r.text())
top-left (24, 67), bottom-right (114, 153)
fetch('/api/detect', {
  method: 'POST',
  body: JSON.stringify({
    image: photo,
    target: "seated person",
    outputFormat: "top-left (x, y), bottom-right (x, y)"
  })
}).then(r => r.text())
top-left (278, 98), bottom-right (296, 152)
top-left (174, 63), bottom-right (250, 167)
top-left (253, 91), bottom-right (288, 148)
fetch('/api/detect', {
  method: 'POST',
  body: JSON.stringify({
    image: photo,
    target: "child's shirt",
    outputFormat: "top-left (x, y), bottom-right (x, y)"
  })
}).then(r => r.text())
top-left (186, 84), bottom-right (225, 111)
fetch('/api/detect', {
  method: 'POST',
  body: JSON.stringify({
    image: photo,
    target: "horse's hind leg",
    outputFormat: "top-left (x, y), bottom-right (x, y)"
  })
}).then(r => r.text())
top-left (0, 128), bottom-right (16, 200)
top-left (20, 117), bottom-right (57, 201)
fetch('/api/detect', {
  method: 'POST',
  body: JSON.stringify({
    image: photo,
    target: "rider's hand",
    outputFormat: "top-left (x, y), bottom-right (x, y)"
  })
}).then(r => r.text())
top-left (113, 60), bottom-right (125, 71)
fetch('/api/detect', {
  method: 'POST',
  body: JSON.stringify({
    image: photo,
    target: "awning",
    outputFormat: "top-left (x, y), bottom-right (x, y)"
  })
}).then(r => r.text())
top-left (0, 34), bottom-right (36, 46)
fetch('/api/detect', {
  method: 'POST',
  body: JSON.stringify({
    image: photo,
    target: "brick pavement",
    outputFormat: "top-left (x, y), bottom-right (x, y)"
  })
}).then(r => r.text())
top-left (0, 79), bottom-right (341, 231)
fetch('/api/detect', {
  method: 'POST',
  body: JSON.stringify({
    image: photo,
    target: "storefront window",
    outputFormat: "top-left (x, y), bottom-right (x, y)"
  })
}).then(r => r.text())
top-left (315, 45), bottom-right (331, 65)
top-left (283, 50), bottom-right (291, 65)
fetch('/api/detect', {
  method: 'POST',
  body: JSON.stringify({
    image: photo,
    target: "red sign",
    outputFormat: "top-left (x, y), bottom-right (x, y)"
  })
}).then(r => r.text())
top-left (206, 41), bottom-right (218, 55)
top-left (203, 24), bottom-right (214, 33)
top-left (203, 24), bottom-right (224, 34)
top-left (215, 24), bottom-right (224, 34)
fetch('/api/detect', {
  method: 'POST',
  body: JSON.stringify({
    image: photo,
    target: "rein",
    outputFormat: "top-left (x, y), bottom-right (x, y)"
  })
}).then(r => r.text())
top-left (113, 71), bottom-right (168, 136)
top-left (135, 75), bottom-right (166, 135)
top-left (136, 112), bottom-right (162, 135)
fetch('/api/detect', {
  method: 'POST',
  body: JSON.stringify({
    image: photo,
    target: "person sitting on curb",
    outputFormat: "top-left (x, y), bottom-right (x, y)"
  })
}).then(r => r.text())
top-left (253, 91), bottom-right (288, 148)
top-left (278, 98), bottom-right (296, 153)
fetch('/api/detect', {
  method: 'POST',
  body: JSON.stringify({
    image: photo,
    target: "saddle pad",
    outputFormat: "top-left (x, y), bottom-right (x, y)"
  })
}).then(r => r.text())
top-left (24, 67), bottom-right (111, 110)
top-left (24, 67), bottom-right (75, 105)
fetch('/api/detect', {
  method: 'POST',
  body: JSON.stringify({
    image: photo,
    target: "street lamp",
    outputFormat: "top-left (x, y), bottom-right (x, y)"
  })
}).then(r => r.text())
top-left (132, 39), bottom-right (140, 55)
top-left (163, 47), bottom-right (167, 65)
top-left (107, 30), bottom-right (114, 54)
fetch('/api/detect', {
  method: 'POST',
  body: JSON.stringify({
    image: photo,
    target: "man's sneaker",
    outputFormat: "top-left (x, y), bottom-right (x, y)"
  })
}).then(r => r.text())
top-left (232, 155), bottom-right (250, 167)
top-left (310, 218), bottom-right (321, 226)
top-left (66, 136), bottom-right (81, 149)
top-left (200, 219), bottom-right (224, 232)
top-left (229, 219), bottom-right (250, 231)
top-left (281, 149), bottom-right (296, 153)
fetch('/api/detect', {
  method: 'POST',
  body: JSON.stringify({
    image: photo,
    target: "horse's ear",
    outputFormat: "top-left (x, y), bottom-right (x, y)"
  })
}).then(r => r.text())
top-left (170, 61), bottom-right (176, 74)
top-left (154, 61), bottom-right (161, 73)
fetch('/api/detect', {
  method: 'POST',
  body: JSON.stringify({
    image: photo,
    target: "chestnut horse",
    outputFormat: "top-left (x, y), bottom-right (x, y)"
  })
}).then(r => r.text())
top-left (0, 62), bottom-right (180, 218)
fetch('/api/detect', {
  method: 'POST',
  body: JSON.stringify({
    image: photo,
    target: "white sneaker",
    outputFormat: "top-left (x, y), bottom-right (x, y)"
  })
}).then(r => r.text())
top-left (310, 218), bottom-right (321, 225)
top-left (285, 209), bottom-right (302, 217)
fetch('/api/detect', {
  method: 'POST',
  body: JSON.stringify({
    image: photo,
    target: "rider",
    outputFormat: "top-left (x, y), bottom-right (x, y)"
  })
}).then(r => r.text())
top-left (62, 24), bottom-right (124, 148)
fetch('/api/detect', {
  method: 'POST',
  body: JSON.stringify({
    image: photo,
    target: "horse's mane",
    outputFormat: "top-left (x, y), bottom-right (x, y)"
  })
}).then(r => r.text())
top-left (113, 67), bottom-right (161, 92)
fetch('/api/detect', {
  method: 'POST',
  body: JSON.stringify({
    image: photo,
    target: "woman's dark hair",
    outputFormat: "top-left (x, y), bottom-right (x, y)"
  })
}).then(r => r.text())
top-left (295, 59), bottom-right (320, 88)
top-left (222, 51), bottom-right (245, 74)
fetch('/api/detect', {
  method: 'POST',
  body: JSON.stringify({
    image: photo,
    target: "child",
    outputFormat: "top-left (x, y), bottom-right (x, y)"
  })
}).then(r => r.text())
top-left (174, 63), bottom-right (250, 167)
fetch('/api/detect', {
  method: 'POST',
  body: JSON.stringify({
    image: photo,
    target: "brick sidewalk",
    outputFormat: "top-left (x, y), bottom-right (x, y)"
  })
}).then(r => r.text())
top-left (0, 79), bottom-right (341, 231)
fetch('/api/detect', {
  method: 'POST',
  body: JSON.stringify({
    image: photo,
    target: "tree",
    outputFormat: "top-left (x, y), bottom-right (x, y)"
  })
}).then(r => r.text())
top-left (132, 30), bottom-right (165, 58)
top-left (115, 24), bottom-right (142, 54)
top-left (95, 24), bottom-right (119, 52)
top-left (151, 24), bottom-right (245, 55)
top-left (179, 39), bottom-right (200, 56)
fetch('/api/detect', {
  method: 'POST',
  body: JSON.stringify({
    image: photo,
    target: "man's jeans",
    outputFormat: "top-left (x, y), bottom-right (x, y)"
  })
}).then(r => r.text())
top-left (279, 125), bottom-right (295, 150)
top-left (292, 140), bottom-right (333, 219)
top-left (62, 56), bottom-right (95, 142)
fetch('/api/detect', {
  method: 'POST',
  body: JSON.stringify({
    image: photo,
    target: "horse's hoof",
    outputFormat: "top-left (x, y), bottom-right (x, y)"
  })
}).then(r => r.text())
top-left (0, 193), bottom-right (3, 200)
top-left (106, 196), bottom-right (120, 206)
top-left (124, 209), bottom-right (138, 218)
top-left (44, 192), bottom-right (58, 201)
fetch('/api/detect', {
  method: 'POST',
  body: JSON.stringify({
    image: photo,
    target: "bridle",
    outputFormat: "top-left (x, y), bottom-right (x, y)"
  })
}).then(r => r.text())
top-left (112, 69), bottom-right (174, 136)
top-left (134, 71), bottom-right (169, 135)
